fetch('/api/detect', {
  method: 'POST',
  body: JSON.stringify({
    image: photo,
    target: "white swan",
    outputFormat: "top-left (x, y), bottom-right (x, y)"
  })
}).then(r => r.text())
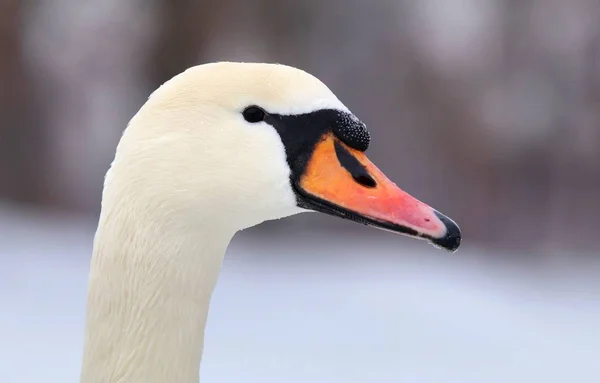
top-left (80, 62), bottom-right (461, 383)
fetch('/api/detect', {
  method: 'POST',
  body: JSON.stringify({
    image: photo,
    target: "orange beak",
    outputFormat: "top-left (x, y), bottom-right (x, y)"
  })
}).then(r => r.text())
top-left (294, 133), bottom-right (461, 251)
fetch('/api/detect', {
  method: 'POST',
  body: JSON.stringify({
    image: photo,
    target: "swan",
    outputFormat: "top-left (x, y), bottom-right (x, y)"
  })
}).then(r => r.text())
top-left (80, 62), bottom-right (461, 383)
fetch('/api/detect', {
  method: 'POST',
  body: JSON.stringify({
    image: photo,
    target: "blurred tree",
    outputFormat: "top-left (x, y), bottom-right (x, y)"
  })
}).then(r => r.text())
top-left (0, 0), bottom-right (48, 206)
top-left (150, 0), bottom-right (232, 88)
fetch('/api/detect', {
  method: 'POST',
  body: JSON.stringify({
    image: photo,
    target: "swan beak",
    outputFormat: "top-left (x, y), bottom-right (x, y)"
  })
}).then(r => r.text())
top-left (295, 134), bottom-right (461, 252)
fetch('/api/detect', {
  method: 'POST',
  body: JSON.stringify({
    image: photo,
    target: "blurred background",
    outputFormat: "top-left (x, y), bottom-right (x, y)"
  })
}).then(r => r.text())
top-left (1, 1), bottom-right (599, 382)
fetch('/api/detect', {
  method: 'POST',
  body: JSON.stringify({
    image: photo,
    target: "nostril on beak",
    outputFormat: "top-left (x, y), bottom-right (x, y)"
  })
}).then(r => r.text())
top-left (354, 174), bottom-right (376, 188)
top-left (334, 140), bottom-right (377, 188)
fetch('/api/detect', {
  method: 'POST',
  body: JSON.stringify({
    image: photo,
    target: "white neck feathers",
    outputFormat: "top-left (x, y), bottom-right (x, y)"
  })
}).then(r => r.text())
top-left (80, 183), bottom-right (233, 383)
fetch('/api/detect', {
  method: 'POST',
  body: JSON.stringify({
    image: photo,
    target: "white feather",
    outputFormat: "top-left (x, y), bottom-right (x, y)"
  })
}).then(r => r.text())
top-left (80, 62), bottom-right (348, 383)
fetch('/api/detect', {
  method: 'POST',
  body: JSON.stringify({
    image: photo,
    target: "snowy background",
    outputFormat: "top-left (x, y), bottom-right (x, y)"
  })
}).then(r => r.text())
top-left (1, 204), bottom-right (599, 383)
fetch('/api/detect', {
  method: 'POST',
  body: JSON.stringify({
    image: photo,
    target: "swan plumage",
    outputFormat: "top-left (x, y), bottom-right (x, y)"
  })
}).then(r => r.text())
top-left (80, 62), bottom-right (460, 383)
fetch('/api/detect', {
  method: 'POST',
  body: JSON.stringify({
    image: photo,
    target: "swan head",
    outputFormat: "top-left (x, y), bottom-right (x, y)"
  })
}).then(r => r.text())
top-left (109, 62), bottom-right (460, 251)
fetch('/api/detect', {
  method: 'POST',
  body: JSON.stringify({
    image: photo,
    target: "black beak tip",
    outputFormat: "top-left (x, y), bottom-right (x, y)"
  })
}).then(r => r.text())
top-left (431, 211), bottom-right (462, 252)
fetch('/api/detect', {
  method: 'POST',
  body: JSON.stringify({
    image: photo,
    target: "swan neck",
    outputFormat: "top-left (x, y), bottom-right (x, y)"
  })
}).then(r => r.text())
top-left (80, 204), bottom-right (233, 383)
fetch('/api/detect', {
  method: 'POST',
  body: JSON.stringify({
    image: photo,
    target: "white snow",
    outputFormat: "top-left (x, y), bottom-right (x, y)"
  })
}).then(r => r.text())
top-left (1, 205), bottom-right (598, 383)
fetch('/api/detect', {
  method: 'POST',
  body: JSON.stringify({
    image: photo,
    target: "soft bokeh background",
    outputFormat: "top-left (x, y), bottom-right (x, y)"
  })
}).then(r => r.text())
top-left (1, 1), bottom-right (599, 382)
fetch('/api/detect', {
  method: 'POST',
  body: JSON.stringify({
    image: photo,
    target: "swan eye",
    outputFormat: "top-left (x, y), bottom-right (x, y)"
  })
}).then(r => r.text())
top-left (242, 106), bottom-right (266, 123)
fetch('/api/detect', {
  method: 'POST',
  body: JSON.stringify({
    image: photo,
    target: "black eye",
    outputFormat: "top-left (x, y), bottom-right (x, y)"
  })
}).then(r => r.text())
top-left (242, 106), bottom-right (266, 123)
